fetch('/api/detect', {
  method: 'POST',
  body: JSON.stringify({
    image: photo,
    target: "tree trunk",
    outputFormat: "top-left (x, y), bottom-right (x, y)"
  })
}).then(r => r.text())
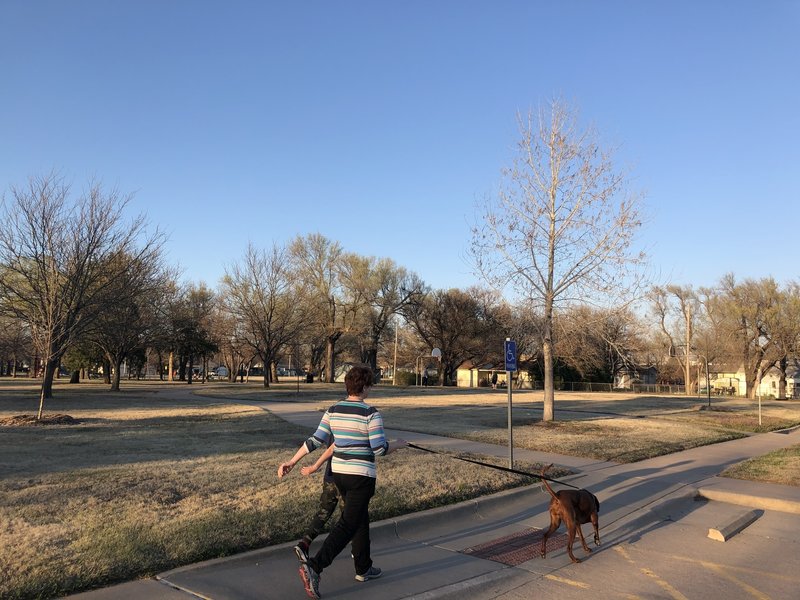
top-left (178, 354), bottom-right (187, 381)
top-left (270, 361), bottom-right (278, 385)
top-left (110, 357), bottom-right (122, 391)
top-left (542, 337), bottom-right (555, 421)
top-left (778, 356), bottom-right (787, 400)
top-left (168, 351), bottom-right (174, 382)
top-left (262, 356), bottom-right (271, 388)
top-left (542, 295), bottom-right (555, 421)
top-left (102, 358), bottom-right (111, 384)
top-left (38, 357), bottom-right (60, 419)
top-left (69, 370), bottom-right (80, 384)
top-left (325, 337), bottom-right (336, 383)
top-left (363, 347), bottom-right (378, 371)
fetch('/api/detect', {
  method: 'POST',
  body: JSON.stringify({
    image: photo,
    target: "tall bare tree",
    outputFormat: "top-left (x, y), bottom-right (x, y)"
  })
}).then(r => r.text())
top-left (471, 100), bottom-right (646, 420)
top-left (341, 255), bottom-right (425, 371)
top-left (222, 243), bottom-right (305, 388)
top-left (771, 282), bottom-right (800, 399)
top-left (89, 253), bottom-right (167, 391)
top-left (169, 283), bottom-right (218, 384)
top-left (290, 234), bottom-right (363, 382)
top-left (649, 285), bottom-right (700, 394)
top-left (0, 174), bottom-right (163, 417)
top-left (210, 304), bottom-right (252, 383)
top-left (709, 274), bottom-right (780, 398)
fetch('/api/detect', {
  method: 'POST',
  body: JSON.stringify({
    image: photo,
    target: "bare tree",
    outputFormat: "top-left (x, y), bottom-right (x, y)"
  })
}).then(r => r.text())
top-left (0, 174), bottom-right (163, 418)
top-left (209, 304), bottom-right (252, 383)
top-left (222, 243), bottom-right (305, 388)
top-left (471, 100), bottom-right (646, 420)
top-left (404, 287), bottom-right (506, 386)
top-left (649, 285), bottom-right (700, 394)
top-left (341, 255), bottom-right (425, 371)
top-left (290, 234), bottom-right (363, 382)
top-left (770, 282), bottom-right (800, 399)
top-left (709, 274), bottom-right (780, 398)
top-left (558, 305), bottom-right (643, 384)
top-left (89, 253), bottom-right (167, 391)
top-left (168, 283), bottom-right (218, 384)
top-left (0, 315), bottom-right (32, 377)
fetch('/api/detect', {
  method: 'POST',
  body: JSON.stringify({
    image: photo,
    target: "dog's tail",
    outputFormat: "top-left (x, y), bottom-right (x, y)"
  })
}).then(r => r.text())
top-left (540, 463), bottom-right (559, 501)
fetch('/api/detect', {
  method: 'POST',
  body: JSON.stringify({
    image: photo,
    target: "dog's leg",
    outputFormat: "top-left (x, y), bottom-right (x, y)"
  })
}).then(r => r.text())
top-left (565, 522), bottom-right (580, 563)
top-left (540, 513), bottom-right (561, 558)
top-left (591, 513), bottom-right (600, 546)
top-left (575, 523), bottom-right (592, 554)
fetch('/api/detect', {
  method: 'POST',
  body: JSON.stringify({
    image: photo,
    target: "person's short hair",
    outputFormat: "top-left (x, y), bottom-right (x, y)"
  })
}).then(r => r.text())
top-left (345, 364), bottom-right (374, 396)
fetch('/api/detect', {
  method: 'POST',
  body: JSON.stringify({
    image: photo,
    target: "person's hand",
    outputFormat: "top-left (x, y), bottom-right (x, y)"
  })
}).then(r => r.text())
top-left (277, 462), bottom-right (294, 478)
top-left (300, 464), bottom-right (318, 476)
top-left (392, 438), bottom-right (409, 450)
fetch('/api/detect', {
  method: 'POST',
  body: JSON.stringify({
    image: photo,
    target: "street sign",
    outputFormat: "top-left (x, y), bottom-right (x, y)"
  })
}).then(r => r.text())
top-left (504, 339), bottom-right (517, 372)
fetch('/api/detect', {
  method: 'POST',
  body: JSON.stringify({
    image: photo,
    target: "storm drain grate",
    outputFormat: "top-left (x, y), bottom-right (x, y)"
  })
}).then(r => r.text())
top-left (461, 527), bottom-right (568, 566)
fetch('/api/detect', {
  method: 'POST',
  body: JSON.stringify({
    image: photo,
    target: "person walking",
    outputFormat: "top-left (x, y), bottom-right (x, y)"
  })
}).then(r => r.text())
top-left (278, 364), bottom-right (408, 599)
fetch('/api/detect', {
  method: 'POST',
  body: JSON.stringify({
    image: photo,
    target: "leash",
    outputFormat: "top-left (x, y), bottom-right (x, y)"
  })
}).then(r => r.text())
top-left (407, 442), bottom-right (581, 490)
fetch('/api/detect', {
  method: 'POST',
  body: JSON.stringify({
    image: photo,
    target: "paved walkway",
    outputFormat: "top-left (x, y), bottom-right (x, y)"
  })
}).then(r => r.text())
top-left (68, 400), bottom-right (800, 600)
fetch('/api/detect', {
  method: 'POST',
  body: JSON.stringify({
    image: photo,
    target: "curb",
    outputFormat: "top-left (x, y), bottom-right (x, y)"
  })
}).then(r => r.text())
top-left (707, 509), bottom-right (761, 542)
top-left (696, 487), bottom-right (800, 515)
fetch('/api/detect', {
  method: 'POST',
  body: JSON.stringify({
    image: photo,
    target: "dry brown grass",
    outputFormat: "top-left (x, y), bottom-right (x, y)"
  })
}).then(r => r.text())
top-left (373, 394), bottom-right (800, 462)
top-left (721, 444), bottom-right (800, 486)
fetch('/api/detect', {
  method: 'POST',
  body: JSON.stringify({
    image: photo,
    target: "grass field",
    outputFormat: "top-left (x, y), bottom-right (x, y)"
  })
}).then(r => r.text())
top-left (1, 379), bottom-right (799, 599)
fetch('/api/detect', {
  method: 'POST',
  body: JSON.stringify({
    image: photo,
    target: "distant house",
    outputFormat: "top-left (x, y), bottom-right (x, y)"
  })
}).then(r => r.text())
top-left (692, 360), bottom-right (800, 398)
top-left (333, 362), bottom-right (355, 383)
top-left (613, 366), bottom-right (658, 390)
top-left (756, 366), bottom-right (800, 398)
top-left (455, 360), bottom-right (535, 389)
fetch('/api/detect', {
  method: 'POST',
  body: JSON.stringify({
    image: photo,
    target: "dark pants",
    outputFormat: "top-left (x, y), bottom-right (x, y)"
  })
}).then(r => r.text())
top-left (302, 480), bottom-right (341, 544)
top-left (307, 473), bottom-right (375, 576)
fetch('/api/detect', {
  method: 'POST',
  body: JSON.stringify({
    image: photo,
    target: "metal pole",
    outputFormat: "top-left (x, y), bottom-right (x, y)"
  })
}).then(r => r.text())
top-left (507, 368), bottom-right (513, 469)
top-left (392, 319), bottom-right (398, 386)
top-left (705, 357), bottom-right (711, 409)
top-left (758, 394), bottom-right (762, 425)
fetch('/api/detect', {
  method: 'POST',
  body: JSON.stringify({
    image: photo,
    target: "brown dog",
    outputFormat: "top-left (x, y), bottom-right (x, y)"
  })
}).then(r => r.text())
top-left (540, 464), bottom-right (600, 563)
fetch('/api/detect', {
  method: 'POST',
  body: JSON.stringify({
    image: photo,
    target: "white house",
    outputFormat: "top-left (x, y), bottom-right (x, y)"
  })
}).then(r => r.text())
top-left (710, 365), bottom-right (800, 398)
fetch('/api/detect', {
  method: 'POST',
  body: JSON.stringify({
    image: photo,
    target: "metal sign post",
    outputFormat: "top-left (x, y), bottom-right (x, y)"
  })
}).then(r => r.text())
top-left (504, 338), bottom-right (517, 469)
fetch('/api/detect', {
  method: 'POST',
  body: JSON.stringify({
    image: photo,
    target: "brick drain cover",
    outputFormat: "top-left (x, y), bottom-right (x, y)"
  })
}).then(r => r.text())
top-left (461, 527), bottom-right (567, 566)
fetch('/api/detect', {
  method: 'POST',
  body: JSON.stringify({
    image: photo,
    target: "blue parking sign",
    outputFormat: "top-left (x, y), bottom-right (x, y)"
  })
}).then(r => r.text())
top-left (504, 339), bottom-right (517, 372)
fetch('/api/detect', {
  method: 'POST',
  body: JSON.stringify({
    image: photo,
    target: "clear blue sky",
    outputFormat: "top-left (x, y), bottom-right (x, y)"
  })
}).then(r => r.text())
top-left (2, 1), bottom-right (798, 293)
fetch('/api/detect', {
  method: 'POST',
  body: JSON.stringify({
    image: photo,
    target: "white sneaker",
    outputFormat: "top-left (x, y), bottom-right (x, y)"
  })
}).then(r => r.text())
top-left (355, 566), bottom-right (382, 582)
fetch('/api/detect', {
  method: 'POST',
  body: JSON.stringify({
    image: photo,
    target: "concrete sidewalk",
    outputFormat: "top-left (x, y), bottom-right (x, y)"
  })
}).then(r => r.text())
top-left (67, 410), bottom-right (800, 600)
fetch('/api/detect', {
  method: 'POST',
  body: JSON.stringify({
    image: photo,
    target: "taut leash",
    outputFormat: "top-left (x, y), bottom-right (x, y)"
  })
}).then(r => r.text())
top-left (407, 442), bottom-right (581, 490)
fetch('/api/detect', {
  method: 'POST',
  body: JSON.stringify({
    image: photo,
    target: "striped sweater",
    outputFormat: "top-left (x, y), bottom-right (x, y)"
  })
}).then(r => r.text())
top-left (305, 399), bottom-right (389, 478)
